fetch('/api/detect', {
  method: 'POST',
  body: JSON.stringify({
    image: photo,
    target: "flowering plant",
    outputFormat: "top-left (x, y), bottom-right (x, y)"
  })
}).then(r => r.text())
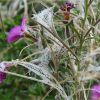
top-left (7, 16), bottom-right (27, 43)
top-left (1, 0), bottom-right (100, 100)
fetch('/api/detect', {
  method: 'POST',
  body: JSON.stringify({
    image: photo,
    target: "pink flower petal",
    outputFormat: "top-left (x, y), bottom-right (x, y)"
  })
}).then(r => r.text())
top-left (91, 85), bottom-right (100, 100)
top-left (0, 62), bottom-right (13, 83)
top-left (7, 16), bottom-right (27, 43)
top-left (0, 72), bottom-right (6, 83)
top-left (7, 26), bottom-right (24, 43)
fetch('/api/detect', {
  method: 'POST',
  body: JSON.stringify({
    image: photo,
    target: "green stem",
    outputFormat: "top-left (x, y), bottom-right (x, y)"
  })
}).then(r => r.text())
top-left (84, 18), bottom-right (100, 38)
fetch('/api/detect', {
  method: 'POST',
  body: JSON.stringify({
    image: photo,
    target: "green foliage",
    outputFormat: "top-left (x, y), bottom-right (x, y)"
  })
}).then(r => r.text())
top-left (1, 0), bottom-right (100, 100)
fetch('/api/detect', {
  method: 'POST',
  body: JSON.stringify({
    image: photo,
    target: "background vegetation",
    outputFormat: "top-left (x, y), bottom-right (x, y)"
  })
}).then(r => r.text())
top-left (0, 0), bottom-right (100, 100)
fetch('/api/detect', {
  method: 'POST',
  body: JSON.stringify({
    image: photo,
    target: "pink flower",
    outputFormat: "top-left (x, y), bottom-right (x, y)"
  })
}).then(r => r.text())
top-left (0, 62), bottom-right (12, 83)
top-left (91, 85), bottom-right (100, 100)
top-left (0, 72), bottom-right (6, 83)
top-left (7, 16), bottom-right (27, 43)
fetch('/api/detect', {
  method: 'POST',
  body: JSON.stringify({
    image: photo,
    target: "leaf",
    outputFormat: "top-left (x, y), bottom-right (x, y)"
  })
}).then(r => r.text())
top-left (9, 60), bottom-right (68, 99)
top-left (32, 7), bottom-right (53, 30)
